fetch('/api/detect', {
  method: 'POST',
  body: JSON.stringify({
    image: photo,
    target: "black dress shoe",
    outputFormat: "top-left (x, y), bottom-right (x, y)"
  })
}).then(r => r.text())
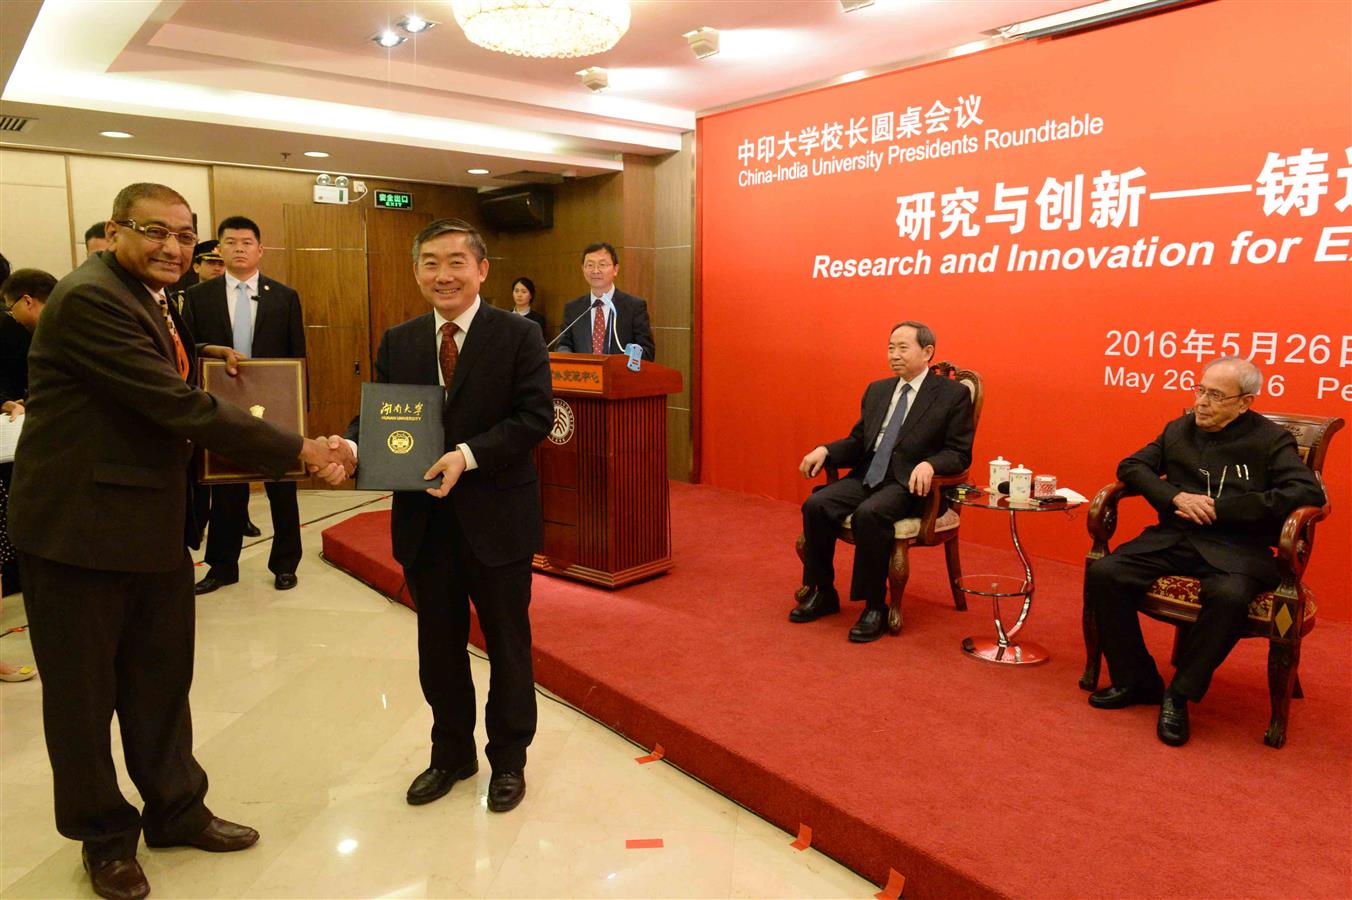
top-left (242, 521), bottom-right (262, 537)
top-left (788, 586), bottom-right (840, 623)
top-left (406, 760), bottom-right (478, 806)
top-left (83, 852), bottom-right (149, 900)
top-left (194, 573), bottom-right (238, 595)
top-left (147, 816), bottom-right (259, 852)
top-left (848, 607), bottom-right (886, 643)
top-left (488, 770), bottom-right (526, 813)
top-left (274, 573), bottom-right (298, 591)
top-left (1157, 693), bottom-right (1190, 746)
top-left (1088, 681), bottom-right (1165, 709)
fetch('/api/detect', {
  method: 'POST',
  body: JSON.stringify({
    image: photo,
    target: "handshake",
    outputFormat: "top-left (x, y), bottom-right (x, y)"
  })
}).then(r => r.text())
top-left (299, 435), bottom-right (357, 486)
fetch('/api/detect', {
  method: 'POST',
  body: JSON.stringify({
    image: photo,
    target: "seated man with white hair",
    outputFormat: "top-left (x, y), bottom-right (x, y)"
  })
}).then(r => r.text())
top-left (1083, 356), bottom-right (1325, 746)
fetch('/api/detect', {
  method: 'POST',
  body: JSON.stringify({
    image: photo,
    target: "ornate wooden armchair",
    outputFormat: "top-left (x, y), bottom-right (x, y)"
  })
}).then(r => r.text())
top-left (794, 362), bottom-right (984, 634)
top-left (1080, 413), bottom-right (1343, 748)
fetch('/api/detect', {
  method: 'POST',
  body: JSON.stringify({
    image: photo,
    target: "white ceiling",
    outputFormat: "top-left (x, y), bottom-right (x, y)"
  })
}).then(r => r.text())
top-left (0, 0), bottom-right (1095, 188)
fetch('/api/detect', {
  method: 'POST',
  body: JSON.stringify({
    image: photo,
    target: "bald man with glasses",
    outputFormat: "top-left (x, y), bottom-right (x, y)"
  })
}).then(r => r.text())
top-left (1083, 356), bottom-right (1325, 747)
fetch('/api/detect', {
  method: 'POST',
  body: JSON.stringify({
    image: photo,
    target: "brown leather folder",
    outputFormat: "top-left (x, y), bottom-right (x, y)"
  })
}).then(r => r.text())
top-left (197, 358), bottom-right (308, 483)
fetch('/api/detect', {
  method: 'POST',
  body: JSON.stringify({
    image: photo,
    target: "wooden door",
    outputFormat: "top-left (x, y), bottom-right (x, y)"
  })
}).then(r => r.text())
top-left (283, 203), bottom-right (368, 489)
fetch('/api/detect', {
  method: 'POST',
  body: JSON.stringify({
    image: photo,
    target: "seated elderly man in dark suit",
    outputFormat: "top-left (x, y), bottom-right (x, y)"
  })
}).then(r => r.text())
top-left (794, 321), bottom-right (975, 643)
top-left (1084, 356), bottom-right (1325, 746)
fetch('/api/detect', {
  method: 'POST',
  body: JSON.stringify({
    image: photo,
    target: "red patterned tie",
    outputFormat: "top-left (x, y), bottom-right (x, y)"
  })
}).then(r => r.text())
top-left (439, 322), bottom-right (459, 387)
top-left (591, 301), bottom-right (606, 354)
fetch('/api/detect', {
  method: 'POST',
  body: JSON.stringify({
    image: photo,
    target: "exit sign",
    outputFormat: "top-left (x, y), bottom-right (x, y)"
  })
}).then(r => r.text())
top-left (374, 190), bottom-right (413, 210)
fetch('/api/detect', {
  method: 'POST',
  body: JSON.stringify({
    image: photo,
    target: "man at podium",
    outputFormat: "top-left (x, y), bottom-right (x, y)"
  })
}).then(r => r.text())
top-left (554, 242), bottom-right (655, 360)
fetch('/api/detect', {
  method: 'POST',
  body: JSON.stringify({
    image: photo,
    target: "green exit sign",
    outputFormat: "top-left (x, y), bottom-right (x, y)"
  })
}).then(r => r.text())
top-left (374, 190), bottom-right (413, 210)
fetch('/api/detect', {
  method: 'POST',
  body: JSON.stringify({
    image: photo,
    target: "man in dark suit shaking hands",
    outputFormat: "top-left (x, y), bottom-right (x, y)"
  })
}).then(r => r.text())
top-left (794, 322), bottom-right (975, 643)
top-left (339, 218), bottom-right (553, 813)
top-left (185, 215), bottom-right (308, 595)
top-left (9, 183), bottom-right (349, 900)
top-left (554, 242), bottom-right (655, 360)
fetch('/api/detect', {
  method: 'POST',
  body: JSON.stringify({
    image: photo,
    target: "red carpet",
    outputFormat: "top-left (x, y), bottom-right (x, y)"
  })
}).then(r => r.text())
top-left (322, 483), bottom-right (1352, 898)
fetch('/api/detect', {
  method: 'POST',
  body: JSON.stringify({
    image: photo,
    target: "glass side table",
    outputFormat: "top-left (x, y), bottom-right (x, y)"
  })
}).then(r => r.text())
top-left (943, 486), bottom-right (1083, 666)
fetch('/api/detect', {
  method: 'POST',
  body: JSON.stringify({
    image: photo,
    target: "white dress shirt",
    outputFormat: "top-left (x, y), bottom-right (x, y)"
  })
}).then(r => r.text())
top-left (223, 271), bottom-right (259, 334)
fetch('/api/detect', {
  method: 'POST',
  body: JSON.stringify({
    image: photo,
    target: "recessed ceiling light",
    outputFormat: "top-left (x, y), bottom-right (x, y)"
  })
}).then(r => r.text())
top-left (683, 27), bottom-right (720, 60)
top-left (304, 151), bottom-right (330, 158)
top-left (100, 130), bottom-right (133, 139)
top-left (467, 168), bottom-right (490, 175)
top-left (372, 29), bottom-right (406, 48)
top-left (576, 66), bottom-right (608, 92)
top-left (398, 15), bottom-right (437, 34)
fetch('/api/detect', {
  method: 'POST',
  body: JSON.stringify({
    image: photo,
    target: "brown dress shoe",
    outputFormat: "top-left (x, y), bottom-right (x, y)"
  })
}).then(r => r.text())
top-left (83, 852), bottom-right (149, 900)
top-left (147, 817), bottom-right (259, 852)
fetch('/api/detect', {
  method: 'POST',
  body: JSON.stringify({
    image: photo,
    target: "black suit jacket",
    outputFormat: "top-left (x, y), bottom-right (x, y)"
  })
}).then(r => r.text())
top-left (1113, 411), bottom-right (1325, 581)
top-left (521, 309), bottom-right (546, 333)
top-left (555, 289), bottom-right (655, 360)
top-left (345, 303), bottom-right (553, 568)
top-left (824, 371), bottom-right (975, 488)
top-left (0, 313), bottom-right (32, 405)
top-left (9, 252), bottom-right (302, 573)
top-left (182, 274), bottom-right (305, 359)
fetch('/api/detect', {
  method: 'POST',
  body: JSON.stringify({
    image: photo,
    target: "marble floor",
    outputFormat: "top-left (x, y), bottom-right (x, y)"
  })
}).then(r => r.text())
top-left (0, 490), bottom-right (875, 899)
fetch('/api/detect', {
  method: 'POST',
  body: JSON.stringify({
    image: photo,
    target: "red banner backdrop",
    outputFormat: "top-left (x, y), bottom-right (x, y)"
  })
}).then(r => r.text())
top-left (698, 0), bottom-right (1352, 618)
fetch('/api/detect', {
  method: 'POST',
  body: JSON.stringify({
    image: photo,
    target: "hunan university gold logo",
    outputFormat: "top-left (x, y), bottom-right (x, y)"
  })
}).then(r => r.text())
top-left (387, 430), bottom-right (414, 455)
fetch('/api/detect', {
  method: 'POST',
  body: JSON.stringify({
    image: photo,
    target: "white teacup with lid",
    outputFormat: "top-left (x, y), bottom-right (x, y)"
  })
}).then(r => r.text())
top-left (989, 456), bottom-right (1011, 491)
top-left (1009, 464), bottom-right (1033, 501)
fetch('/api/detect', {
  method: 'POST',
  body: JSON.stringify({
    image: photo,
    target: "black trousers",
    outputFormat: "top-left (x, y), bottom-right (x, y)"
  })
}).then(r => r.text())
top-left (204, 481), bottom-right (301, 578)
top-left (402, 504), bottom-right (536, 773)
top-left (20, 552), bottom-right (213, 862)
top-left (801, 474), bottom-right (920, 608)
top-left (1084, 540), bottom-right (1275, 701)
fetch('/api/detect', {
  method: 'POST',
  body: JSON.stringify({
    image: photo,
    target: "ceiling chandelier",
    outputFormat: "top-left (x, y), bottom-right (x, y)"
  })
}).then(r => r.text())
top-left (450, 0), bottom-right (631, 59)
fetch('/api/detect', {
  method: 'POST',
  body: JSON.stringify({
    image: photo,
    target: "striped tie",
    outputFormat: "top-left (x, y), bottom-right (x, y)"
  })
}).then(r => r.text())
top-left (154, 294), bottom-right (191, 380)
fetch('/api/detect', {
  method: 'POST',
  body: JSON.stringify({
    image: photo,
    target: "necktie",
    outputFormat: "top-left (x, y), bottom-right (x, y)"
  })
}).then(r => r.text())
top-left (591, 300), bottom-right (606, 354)
top-left (154, 294), bottom-right (191, 380)
top-left (863, 384), bottom-right (912, 488)
top-left (233, 282), bottom-right (252, 355)
top-left (439, 321), bottom-right (459, 388)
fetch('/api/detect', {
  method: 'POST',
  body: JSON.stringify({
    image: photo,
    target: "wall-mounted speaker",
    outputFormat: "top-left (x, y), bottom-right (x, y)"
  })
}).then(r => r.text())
top-left (478, 187), bottom-right (554, 232)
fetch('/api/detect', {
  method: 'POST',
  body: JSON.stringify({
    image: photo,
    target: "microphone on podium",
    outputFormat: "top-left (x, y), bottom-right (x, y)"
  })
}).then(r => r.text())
top-left (546, 298), bottom-right (604, 352)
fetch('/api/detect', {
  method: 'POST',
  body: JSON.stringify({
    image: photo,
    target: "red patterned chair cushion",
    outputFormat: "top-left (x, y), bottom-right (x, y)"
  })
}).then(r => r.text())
top-left (1146, 574), bottom-right (1317, 624)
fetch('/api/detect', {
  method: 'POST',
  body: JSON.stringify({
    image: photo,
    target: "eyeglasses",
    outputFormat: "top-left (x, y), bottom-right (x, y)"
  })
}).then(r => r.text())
top-left (1193, 386), bottom-right (1248, 403)
top-left (113, 220), bottom-right (198, 248)
top-left (582, 262), bottom-right (613, 272)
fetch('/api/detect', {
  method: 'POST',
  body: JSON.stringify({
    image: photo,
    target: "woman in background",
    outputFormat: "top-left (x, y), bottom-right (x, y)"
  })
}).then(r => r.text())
top-left (511, 277), bottom-right (546, 333)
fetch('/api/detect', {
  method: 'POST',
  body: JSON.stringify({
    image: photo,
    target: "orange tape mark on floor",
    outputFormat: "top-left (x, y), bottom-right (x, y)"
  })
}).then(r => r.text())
top-left (634, 743), bottom-right (665, 764)
top-left (790, 823), bottom-right (812, 850)
top-left (625, 838), bottom-right (664, 850)
top-left (875, 868), bottom-right (905, 900)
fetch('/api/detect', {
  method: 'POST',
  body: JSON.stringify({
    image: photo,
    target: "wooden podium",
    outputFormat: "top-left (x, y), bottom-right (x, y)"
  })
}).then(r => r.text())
top-left (534, 353), bottom-right (683, 588)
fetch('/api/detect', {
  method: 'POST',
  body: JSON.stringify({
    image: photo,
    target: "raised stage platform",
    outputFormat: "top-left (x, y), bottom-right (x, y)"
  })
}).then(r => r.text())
top-left (321, 482), bottom-right (1351, 898)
